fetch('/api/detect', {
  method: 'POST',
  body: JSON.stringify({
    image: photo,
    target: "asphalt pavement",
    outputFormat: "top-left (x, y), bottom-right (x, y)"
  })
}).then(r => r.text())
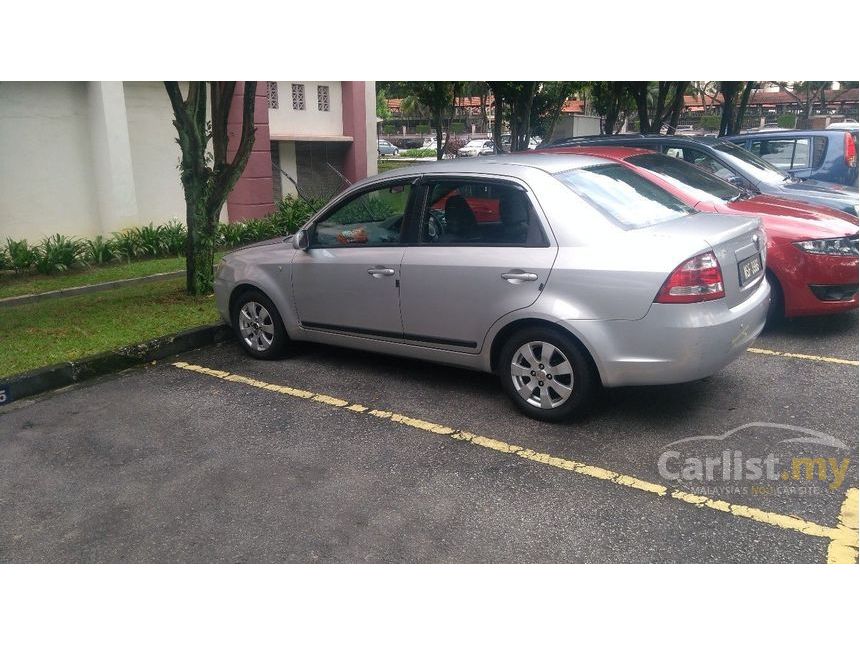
top-left (0, 311), bottom-right (856, 563)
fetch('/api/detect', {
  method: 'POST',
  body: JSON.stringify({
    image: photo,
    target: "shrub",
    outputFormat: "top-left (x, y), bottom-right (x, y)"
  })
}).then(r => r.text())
top-left (113, 229), bottom-right (144, 263)
top-left (269, 196), bottom-right (323, 235)
top-left (776, 114), bottom-right (797, 129)
top-left (241, 218), bottom-right (276, 244)
top-left (444, 136), bottom-right (467, 156)
top-left (0, 247), bottom-right (9, 271)
top-left (416, 124), bottom-right (430, 134)
top-left (450, 122), bottom-right (466, 134)
top-left (700, 115), bottom-right (721, 131)
top-left (5, 239), bottom-right (38, 273)
top-left (35, 234), bottom-right (85, 274)
top-left (161, 220), bottom-right (187, 256)
top-left (84, 235), bottom-right (116, 265)
top-left (218, 222), bottom-right (246, 248)
top-left (400, 148), bottom-right (436, 158)
top-left (137, 223), bottom-right (168, 257)
top-left (382, 124), bottom-right (395, 135)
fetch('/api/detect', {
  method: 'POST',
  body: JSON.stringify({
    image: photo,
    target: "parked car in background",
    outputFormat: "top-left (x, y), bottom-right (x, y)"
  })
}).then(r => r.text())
top-left (456, 139), bottom-right (497, 157)
top-left (540, 135), bottom-right (859, 215)
top-left (500, 134), bottom-right (542, 151)
top-left (538, 146), bottom-right (858, 319)
top-left (827, 121), bottom-right (858, 131)
top-left (214, 154), bottom-right (769, 422)
top-left (377, 139), bottom-right (400, 156)
top-left (724, 129), bottom-right (858, 187)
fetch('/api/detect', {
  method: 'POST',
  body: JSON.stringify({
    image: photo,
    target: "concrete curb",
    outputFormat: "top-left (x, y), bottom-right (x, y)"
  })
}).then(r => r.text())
top-left (0, 323), bottom-right (232, 406)
top-left (0, 270), bottom-right (185, 309)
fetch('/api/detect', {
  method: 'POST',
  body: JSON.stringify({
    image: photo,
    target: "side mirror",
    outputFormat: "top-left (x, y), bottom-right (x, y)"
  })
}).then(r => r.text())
top-left (292, 229), bottom-right (310, 250)
top-left (726, 176), bottom-right (746, 188)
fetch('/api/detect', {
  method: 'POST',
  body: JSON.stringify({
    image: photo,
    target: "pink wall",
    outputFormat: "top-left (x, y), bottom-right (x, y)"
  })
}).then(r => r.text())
top-left (226, 82), bottom-right (274, 222)
top-left (341, 81), bottom-right (368, 183)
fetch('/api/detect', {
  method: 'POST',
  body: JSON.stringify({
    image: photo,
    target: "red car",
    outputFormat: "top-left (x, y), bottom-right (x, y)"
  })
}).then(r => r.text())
top-left (537, 146), bottom-right (859, 318)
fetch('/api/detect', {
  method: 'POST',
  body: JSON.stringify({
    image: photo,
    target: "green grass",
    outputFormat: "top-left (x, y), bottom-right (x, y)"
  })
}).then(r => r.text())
top-left (0, 278), bottom-right (220, 378)
top-left (0, 253), bottom-right (225, 299)
top-left (377, 159), bottom-right (423, 173)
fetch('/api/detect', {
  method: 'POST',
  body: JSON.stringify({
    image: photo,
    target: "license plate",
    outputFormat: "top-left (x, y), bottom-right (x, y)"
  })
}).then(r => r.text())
top-left (738, 253), bottom-right (762, 287)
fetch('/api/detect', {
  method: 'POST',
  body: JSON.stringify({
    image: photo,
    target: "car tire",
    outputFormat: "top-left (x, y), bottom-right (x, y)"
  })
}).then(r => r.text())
top-left (232, 289), bottom-right (288, 359)
top-left (497, 326), bottom-right (597, 423)
top-left (765, 271), bottom-right (784, 324)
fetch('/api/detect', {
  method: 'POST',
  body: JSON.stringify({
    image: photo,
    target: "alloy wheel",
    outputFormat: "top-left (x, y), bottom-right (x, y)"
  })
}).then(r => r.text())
top-left (238, 301), bottom-right (275, 352)
top-left (510, 341), bottom-right (574, 409)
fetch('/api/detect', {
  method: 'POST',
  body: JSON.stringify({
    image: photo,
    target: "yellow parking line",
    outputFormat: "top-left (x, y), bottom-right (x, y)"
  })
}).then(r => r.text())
top-left (747, 347), bottom-right (859, 367)
top-left (172, 360), bottom-right (857, 561)
top-left (827, 488), bottom-right (859, 564)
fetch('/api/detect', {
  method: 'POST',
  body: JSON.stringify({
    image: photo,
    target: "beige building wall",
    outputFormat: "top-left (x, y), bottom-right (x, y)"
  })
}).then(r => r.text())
top-left (123, 82), bottom-right (187, 226)
top-left (268, 81), bottom-right (344, 138)
top-left (0, 82), bottom-right (100, 240)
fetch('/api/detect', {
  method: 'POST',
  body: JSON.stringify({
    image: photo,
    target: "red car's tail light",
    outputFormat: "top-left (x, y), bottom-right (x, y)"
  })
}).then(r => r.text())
top-left (655, 251), bottom-right (725, 303)
top-left (844, 132), bottom-right (857, 168)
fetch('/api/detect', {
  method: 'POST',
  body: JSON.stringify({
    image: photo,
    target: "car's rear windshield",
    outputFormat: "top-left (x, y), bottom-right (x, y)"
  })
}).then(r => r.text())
top-left (627, 153), bottom-right (742, 202)
top-left (555, 163), bottom-right (693, 229)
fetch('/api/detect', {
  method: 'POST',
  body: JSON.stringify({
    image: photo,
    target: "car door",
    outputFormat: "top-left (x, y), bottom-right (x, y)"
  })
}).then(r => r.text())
top-left (291, 179), bottom-right (416, 340)
top-left (399, 177), bottom-right (556, 352)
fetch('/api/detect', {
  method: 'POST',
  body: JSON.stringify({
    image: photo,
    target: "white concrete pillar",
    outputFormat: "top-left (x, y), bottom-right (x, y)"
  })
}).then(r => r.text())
top-left (364, 81), bottom-right (378, 177)
top-left (87, 81), bottom-right (139, 233)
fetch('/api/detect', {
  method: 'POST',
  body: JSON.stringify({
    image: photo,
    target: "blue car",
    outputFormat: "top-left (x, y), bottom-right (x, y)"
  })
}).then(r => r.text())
top-left (724, 129), bottom-right (858, 188)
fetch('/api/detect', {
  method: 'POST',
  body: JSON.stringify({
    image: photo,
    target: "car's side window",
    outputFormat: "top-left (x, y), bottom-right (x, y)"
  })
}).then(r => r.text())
top-left (312, 183), bottom-right (412, 247)
top-left (665, 146), bottom-right (737, 181)
top-left (421, 180), bottom-right (546, 246)
top-left (750, 138), bottom-right (811, 170)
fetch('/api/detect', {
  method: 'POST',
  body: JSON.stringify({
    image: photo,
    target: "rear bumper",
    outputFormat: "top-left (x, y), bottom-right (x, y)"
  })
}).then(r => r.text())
top-left (568, 280), bottom-right (770, 387)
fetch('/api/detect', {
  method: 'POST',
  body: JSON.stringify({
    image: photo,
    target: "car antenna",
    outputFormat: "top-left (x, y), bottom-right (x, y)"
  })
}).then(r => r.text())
top-left (271, 161), bottom-right (316, 204)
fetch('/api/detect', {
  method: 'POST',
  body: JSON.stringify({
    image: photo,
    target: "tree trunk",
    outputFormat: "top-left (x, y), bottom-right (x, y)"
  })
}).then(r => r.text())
top-left (718, 82), bottom-right (740, 137)
top-left (435, 106), bottom-right (444, 161)
top-left (732, 82), bottom-right (754, 135)
top-left (492, 95), bottom-right (504, 152)
top-left (666, 82), bottom-right (688, 134)
top-left (165, 81), bottom-right (257, 296)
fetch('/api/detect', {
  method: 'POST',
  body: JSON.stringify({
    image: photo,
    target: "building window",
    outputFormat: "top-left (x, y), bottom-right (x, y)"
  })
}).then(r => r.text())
top-left (266, 82), bottom-right (279, 109)
top-left (317, 85), bottom-right (330, 112)
top-left (292, 83), bottom-right (305, 110)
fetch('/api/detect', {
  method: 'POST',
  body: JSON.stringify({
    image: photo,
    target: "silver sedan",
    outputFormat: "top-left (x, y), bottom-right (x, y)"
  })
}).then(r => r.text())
top-left (215, 154), bottom-right (770, 422)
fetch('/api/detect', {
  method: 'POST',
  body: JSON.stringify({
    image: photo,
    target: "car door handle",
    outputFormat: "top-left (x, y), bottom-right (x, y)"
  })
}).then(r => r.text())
top-left (501, 271), bottom-right (538, 282)
top-left (367, 267), bottom-right (395, 277)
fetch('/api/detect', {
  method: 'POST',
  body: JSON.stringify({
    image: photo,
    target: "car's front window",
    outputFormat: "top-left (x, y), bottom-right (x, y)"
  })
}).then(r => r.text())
top-left (555, 163), bottom-right (693, 229)
top-left (313, 183), bottom-right (412, 247)
top-left (628, 153), bottom-right (742, 203)
top-left (712, 142), bottom-right (791, 184)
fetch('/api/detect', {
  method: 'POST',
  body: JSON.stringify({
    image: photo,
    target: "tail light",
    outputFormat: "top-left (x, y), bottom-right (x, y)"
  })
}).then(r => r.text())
top-left (655, 251), bottom-right (725, 304)
top-left (844, 132), bottom-right (857, 168)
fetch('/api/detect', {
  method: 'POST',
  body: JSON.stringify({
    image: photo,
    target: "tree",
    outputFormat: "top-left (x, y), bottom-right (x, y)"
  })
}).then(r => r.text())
top-left (376, 88), bottom-right (391, 121)
top-left (407, 82), bottom-right (463, 160)
top-left (488, 82), bottom-right (540, 151)
top-left (588, 82), bottom-right (636, 134)
top-left (628, 81), bottom-right (690, 134)
top-left (164, 81), bottom-right (257, 295)
top-left (717, 81), bottom-right (741, 137)
top-left (715, 81), bottom-right (757, 136)
top-left (777, 81), bottom-right (832, 125)
top-left (531, 81), bottom-right (580, 140)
